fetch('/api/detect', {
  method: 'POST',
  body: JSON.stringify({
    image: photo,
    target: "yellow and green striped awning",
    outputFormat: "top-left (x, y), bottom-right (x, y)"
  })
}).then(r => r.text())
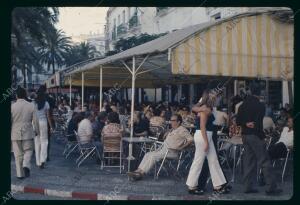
top-left (172, 13), bottom-right (293, 80)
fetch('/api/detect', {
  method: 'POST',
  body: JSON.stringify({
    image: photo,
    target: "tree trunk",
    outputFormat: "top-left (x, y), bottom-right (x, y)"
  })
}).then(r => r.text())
top-left (52, 56), bottom-right (55, 74)
top-left (22, 66), bottom-right (27, 88)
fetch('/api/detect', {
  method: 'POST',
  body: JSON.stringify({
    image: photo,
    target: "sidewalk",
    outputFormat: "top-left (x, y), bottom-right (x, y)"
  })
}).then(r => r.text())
top-left (10, 136), bottom-right (293, 200)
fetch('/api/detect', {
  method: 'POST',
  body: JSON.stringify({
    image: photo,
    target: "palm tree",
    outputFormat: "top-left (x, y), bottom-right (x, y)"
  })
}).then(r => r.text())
top-left (64, 42), bottom-right (99, 66)
top-left (11, 7), bottom-right (59, 86)
top-left (38, 29), bottom-right (71, 74)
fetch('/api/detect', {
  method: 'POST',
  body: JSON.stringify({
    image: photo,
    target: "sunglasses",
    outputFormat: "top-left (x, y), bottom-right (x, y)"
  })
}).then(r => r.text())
top-left (170, 119), bottom-right (178, 122)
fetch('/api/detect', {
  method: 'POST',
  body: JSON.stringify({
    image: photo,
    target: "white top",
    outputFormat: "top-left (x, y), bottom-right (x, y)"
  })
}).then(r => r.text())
top-left (213, 110), bottom-right (228, 126)
top-left (263, 116), bottom-right (275, 131)
top-left (35, 101), bottom-right (50, 121)
top-left (77, 118), bottom-right (93, 143)
top-left (235, 101), bottom-right (243, 114)
top-left (277, 127), bottom-right (293, 148)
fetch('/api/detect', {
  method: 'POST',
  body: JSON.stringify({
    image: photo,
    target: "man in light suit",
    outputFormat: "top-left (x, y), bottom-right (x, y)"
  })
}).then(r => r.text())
top-left (11, 87), bottom-right (35, 179)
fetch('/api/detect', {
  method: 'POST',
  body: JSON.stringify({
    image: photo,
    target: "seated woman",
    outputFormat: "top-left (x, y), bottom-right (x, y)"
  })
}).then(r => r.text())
top-left (268, 116), bottom-right (293, 160)
top-left (133, 112), bottom-right (149, 136)
top-left (66, 112), bottom-right (79, 141)
top-left (150, 109), bottom-right (165, 127)
top-left (101, 112), bottom-right (124, 141)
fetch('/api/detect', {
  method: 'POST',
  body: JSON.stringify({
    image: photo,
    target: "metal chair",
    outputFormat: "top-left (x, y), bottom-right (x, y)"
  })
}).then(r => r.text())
top-left (101, 133), bottom-right (124, 173)
top-left (155, 143), bottom-right (184, 180)
top-left (272, 148), bottom-right (293, 183)
top-left (149, 125), bottom-right (166, 141)
top-left (63, 131), bottom-right (78, 157)
top-left (74, 131), bottom-right (101, 167)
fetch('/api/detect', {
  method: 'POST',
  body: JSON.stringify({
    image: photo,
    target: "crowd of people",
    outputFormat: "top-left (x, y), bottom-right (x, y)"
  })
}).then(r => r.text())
top-left (11, 81), bottom-right (293, 196)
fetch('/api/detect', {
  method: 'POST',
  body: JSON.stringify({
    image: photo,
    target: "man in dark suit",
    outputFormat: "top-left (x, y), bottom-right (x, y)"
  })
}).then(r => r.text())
top-left (236, 82), bottom-right (282, 195)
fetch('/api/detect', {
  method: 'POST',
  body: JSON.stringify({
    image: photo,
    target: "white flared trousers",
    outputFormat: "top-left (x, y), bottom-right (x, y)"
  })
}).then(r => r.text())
top-left (34, 120), bottom-right (48, 166)
top-left (186, 130), bottom-right (226, 188)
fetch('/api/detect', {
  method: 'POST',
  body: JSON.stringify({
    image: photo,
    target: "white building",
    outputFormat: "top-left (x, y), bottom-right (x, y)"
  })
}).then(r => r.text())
top-left (104, 7), bottom-right (261, 52)
top-left (71, 32), bottom-right (106, 57)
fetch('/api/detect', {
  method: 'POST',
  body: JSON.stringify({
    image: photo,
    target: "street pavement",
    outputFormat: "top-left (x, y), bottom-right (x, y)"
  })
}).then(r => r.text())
top-left (10, 134), bottom-right (293, 200)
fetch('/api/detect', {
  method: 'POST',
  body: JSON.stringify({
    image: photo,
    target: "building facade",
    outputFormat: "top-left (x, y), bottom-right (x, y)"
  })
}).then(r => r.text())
top-left (71, 32), bottom-right (106, 57)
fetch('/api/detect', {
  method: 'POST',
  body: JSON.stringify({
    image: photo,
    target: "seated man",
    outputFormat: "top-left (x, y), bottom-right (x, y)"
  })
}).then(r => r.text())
top-left (127, 114), bottom-right (193, 181)
top-left (268, 116), bottom-right (293, 160)
top-left (77, 111), bottom-right (102, 163)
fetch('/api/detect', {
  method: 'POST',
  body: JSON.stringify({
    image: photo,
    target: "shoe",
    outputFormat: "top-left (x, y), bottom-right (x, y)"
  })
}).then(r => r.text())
top-left (23, 167), bottom-right (30, 178)
top-left (127, 171), bottom-right (143, 181)
top-left (213, 184), bottom-right (231, 194)
top-left (225, 184), bottom-right (232, 190)
top-left (17, 176), bottom-right (25, 180)
top-left (258, 176), bottom-right (266, 186)
top-left (40, 162), bottom-right (45, 169)
top-left (265, 188), bottom-right (282, 195)
top-left (244, 189), bottom-right (259, 194)
top-left (188, 189), bottom-right (204, 195)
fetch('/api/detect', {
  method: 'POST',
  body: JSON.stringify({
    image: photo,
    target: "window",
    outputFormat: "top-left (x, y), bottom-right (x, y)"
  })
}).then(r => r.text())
top-left (122, 10), bottom-right (125, 24)
top-left (212, 12), bottom-right (221, 20)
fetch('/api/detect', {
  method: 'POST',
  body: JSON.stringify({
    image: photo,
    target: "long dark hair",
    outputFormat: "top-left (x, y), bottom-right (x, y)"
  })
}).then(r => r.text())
top-left (36, 89), bottom-right (46, 110)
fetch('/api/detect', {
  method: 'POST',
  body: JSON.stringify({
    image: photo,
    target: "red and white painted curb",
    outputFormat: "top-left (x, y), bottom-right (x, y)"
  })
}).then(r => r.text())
top-left (11, 184), bottom-right (204, 200)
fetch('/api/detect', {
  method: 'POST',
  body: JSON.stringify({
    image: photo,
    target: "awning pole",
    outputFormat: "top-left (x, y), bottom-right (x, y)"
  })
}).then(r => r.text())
top-left (128, 55), bottom-right (136, 171)
top-left (81, 72), bottom-right (84, 111)
top-left (99, 66), bottom-right (103, 111)
top-left (69, 75), bottom-right (72, 106)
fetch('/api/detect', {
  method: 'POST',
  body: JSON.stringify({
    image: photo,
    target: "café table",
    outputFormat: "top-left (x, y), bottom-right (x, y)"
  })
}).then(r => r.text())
top-left (218, 136), bottom-right (243, 182)
top-left (121, 137), bottom-right (155, 171)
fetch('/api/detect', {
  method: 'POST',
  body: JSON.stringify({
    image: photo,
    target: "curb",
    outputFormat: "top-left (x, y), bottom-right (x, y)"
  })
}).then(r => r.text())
top-left (11, 184), bottom-right (206, 200)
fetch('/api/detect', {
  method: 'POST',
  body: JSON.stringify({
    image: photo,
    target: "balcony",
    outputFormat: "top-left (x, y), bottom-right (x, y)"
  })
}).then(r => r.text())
top-left (129, 14), bottom-right (139, 29)
top-left (117, 24), bottom-right (127, 37)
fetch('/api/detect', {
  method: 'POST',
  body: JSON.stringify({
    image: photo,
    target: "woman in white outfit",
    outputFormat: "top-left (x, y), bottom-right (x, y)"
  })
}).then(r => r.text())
top-left (34, 88), bottom-right (53, 169)
top-left (186, 90), bottom-right (230, 195)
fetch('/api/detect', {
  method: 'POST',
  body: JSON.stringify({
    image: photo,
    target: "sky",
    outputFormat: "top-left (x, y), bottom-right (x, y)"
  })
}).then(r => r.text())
top-left (56, 7), bottom-right (108, 37)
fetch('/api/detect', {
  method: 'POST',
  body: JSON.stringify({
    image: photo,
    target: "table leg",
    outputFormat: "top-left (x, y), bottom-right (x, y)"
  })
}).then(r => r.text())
top-left (232, 145), bottom-right (237, 183)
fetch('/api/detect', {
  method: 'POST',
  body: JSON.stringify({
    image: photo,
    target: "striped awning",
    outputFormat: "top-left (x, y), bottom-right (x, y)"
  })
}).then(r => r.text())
top-left (172, 12), bottom-right (294, 80)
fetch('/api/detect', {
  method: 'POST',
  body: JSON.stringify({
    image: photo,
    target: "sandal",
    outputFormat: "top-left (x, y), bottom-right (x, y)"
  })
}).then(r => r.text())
top-left (213, 184), bottom-right (230, 194)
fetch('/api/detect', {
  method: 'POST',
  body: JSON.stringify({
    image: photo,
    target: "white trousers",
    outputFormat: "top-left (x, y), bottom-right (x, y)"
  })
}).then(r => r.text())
top-left (12, 139), bottom-right (34, 177)
top-left (138, 144), bottom-right (178, 174)
top-left (186, 130), bottom-right (226, 188)
top-left (34, 120), bottom-right (48, 166)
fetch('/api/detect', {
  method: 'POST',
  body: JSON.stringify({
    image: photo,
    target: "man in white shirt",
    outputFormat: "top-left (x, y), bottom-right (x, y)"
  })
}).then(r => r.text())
top-left (213, 107), bottom-right (229, 128)
top-left (77, 111), bottom-right (94, 143)
top-left (268, 116), bottom-right (293, 159)
top-left (77, 111), bottom-right (102, 163)
top-left (263, 116), bottom-right (275, 132)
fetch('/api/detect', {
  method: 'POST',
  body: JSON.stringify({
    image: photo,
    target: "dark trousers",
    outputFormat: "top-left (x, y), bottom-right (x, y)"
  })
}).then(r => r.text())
top-left (197, 126), bottom-right (228, 189)
top-left (268, 142), bottom-right (288, 160)
top-left (242, 134), bottom-right (277, 191)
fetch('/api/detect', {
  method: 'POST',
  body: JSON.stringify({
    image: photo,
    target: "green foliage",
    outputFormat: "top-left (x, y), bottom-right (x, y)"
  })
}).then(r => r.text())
top-left (112, 32), bottom-right (168, 53)
top-left (11, 7), bottom-right (60, 86)
top-left (63, 42), bottom-right (100, 66)
top-left (129, 14), bottom-right (138, 28)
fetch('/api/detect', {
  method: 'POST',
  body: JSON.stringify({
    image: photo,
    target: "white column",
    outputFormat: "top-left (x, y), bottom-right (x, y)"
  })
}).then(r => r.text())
top-left (69, 75), bottom-right (72, 106)
top-left (81, 72), bottom-right (84, 111)
top-left (99, 66), bottom-right (103, 111)
top-left (189, 84), bottom-right (194, 107)
top-left (128, 56), bottom-right (136, 171)
top-left (234, 80), bottom-right (238, 96)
